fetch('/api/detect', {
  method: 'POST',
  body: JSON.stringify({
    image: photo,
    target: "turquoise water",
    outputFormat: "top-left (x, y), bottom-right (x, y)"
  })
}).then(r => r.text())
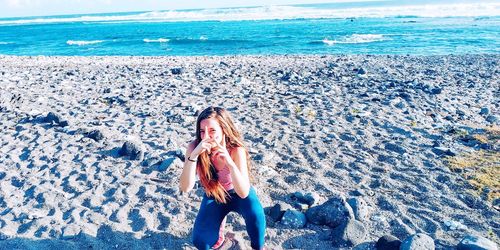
top-left (0, 1), bottom-right (498, 55)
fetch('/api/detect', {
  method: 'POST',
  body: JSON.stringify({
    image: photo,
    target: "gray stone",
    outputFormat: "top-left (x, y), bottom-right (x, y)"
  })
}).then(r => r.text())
top-left (400, 233), bottom-right (435, 250)
top-left (269, 203), bottom-right (284, 222)
top-left (171, 67), bottom-right (183, 75)
top-left (457, 235), bottom-right (498, 250)
top-left (347, 197), bottom-right (370, 222)
top-left (375, 235), bottom-right (401, 250)
top-left (268, 202), bottom-right (292, 222)
top-left (479, 108), bottom-right (490, 116)
top-left (118, 140), bottom-right (145, 161)
top-left (385, 143), bottom-right (406, 155)
top-left (331, 219), bottom-right (367, 247)
top-left (281, 209), bottom-right (306, 228)
top-left (306, 194), bottom-right (353, 228)
top-left (357, 68), bottom-right (367, 75)
top-left (41, 112), bottom-right (69, 127)
top-left (85, 129), bottom-right (104, 141)
top-left (432, 147), bottom-right (457, 157)
top-left (430, 87), bottom-right (442, 95)
top-left (291, 191), bottom-right (319, 207)
top-left (303, 192), bottom-right (320, 206)
top-left (486, 115), bottom-right (498, 124)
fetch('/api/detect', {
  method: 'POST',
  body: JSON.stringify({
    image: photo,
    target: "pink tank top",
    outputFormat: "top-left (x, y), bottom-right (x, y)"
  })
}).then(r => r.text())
top-left (211, 154), bottom-right (234, 191)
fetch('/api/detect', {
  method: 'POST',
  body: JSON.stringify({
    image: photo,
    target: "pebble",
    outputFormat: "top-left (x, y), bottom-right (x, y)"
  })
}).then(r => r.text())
top-left (375, 235), bottom-right (401, 250)
top-left (400, 233), bottom-right (435, 250)
top-left (281, 209), bottom-right (307, 228)
top-left (457, 235), bottom-right (498, 250)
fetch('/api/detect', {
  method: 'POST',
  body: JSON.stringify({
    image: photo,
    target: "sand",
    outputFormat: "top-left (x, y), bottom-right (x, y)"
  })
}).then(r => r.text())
top-left (0, 55), bottom-right (498, 249)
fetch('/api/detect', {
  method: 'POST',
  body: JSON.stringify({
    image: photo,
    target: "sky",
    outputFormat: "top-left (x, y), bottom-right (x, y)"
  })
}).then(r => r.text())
top-left (0, 0), bottom-right (389, 18)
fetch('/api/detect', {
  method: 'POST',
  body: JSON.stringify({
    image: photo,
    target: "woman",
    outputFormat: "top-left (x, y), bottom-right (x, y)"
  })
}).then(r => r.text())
top-left (179, 106), bottom-right (266, 250)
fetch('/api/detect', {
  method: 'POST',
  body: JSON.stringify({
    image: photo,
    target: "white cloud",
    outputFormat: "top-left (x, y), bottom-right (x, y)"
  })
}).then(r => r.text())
top-left (5, 0), bottom-right (42, 8)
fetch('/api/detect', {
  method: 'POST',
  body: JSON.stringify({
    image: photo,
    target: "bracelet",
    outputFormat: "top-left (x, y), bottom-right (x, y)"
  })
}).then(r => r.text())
top-left (187, 156), bottom-right (197, 162)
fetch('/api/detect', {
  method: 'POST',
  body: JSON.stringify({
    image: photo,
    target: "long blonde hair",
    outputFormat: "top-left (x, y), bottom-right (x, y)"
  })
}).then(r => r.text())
top-left (195, 107), bottom-right (251, 203)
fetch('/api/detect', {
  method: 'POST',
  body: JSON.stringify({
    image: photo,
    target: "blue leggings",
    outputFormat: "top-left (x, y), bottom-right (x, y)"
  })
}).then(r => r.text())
top-left (192, 186), bottom-right (266, 250)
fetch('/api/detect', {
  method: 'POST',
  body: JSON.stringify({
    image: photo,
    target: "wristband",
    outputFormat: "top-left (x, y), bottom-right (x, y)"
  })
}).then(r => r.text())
top-left (187, 156), bottom-right (197, 162)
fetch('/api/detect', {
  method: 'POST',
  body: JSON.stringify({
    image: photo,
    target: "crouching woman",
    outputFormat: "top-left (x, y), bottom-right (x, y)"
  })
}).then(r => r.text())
top-left (179, 106), bottom-right (266, 250)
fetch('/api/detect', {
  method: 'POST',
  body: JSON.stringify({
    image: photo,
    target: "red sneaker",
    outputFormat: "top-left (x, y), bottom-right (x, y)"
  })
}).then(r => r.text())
top-left (211, 234), bottom-right (225, 249)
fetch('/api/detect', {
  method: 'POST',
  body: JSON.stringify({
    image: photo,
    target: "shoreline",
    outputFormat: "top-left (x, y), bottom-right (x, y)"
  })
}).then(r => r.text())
top-left (0, 54), bottom-right (498, 249)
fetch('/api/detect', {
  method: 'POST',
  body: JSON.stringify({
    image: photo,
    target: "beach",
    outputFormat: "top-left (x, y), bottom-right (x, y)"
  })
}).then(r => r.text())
top-left (0, 54), bottom-right (499, 249)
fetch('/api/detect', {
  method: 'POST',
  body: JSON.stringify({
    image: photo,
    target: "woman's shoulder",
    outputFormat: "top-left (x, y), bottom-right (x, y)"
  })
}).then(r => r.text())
top-left (230, 146), bottom-right (246, 156)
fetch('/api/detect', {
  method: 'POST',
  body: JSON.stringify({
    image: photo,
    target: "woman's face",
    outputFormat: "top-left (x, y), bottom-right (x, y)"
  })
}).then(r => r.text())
top-left (200, 118), bottom-right (224, 146)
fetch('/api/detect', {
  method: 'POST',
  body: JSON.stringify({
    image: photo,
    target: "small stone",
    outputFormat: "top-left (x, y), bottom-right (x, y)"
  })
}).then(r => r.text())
top-left (357, 68), bottom-right (366, 75)
top-left (432, 147), bottom-right (456, 157)
top-left (41, 112), bottom-right (69, 127)
top-left (347, 197), bottom-right (370, 222)
top-left (385, 143), bottom-right (406, 155)
top-left (118, 140), bottom-right (145, 161)
top-left (430, 87), bottom-right (442, 95)
top-left (457, 235), bottom-right (498, 250)
top-left (306, 194), bottom-right (353, 228)
top-left (400, 233), bottom-right (435, 250)
top-left (303, 192), bottom-right (319, 206)
top-left (375, 235), bottom-right (401, 250)
top-left (331, 219), bottom-right (367, 247)
top-left (281, 209), bottom-right (306, 228)
top-left (479, 108), bottom-right (490, 116)
top-left (85, 129), bottom-right (104, 141)
top-left (486, 115), bottom-right (498, 124)
top-left (171, 67), bottom-right (183, 75)
top-left (269, 204), bottom-right (284, 222)
top-left (456, 109), bottom-right (466, 116)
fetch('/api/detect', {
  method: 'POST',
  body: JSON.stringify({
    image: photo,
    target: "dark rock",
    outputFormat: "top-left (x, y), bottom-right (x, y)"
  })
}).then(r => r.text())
top-left (479, 108), bottom-right (490, 116)
top-left (41, 112), bottom-right (69, 127)
top-left (281, 209), bottom-right (306, 228)
top-left (375, 235), bottom-right (401, 250)
top-left (269, 203), bottom-right (286, 222)
top-left (430, 87), bottom-right (442, 95)
top-left (432, 147), bottom-right (457, 157)
top-left (486, 115), bottom-right (498, 124)
top-left (385, 143), bottom-right (406, 155)
top-left (171, 68), bottom-right (183, 75)
top-left (457, 235), bottom-right (498, 250)
top-left (331, 219), bottom-right (367, 247)
top-left (456, 109), bottom-right (466, 116)
top-left (203, 87), bottom-right (211, 94)
top-left (85, 129), bottom-right (104, 142)
top-left (340, 133), bottom-right (356, 142)
top-left (357, 68), bottom-right (366, 75)
top-left (306, 194), bottom-right (353, 228)
top-left (400, 233), bottom-right (435, 250)
top-left (291, 192), bottom-right (319, 207)
top-left (118, 140), bottom-right (144, 161)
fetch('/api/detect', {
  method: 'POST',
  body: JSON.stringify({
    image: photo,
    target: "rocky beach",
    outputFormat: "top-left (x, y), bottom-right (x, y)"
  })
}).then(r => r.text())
top-left (0, 55), bottom-right (498, 249)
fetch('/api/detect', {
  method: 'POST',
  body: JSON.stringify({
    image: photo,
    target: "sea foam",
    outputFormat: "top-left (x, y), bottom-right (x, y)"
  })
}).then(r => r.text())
top-left (0, 2), bottom-right (498, 25)
top-left (66, 40), bottom-right (104, 46)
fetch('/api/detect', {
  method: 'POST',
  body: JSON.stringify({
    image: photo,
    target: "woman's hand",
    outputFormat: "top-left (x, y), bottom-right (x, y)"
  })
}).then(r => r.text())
top-left (211, 134), bottom-right (233, 165)
top-left (190, 126), bottom-right (215, 159)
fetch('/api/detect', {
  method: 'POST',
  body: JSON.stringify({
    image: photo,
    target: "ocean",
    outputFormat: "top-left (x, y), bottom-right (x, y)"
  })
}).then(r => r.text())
top-left (0, 0), bottom-right (499, 56)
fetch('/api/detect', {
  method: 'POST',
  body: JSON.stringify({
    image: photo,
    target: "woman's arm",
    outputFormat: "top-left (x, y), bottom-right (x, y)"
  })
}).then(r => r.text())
top-left (227, 147), bottom-right (251, 198)
top-left (179, 141), bottom-right (197, 193)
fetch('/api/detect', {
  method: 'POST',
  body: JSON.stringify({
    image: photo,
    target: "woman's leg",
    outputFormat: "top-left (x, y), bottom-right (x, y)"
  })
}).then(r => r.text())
top-left (232, 187), bottom-right (266, 250)
top-left (192, 195), bottom-right (230, 250)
